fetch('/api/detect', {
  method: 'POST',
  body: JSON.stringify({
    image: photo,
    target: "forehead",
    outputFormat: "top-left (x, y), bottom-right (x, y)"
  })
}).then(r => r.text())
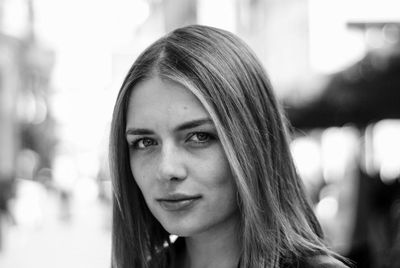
top-left (126, 77), bottom-right (210, 128)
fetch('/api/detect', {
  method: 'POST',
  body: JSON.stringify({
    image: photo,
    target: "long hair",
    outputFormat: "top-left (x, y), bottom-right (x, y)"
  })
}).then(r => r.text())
top-left (110, 25), bottom-right (330, 268)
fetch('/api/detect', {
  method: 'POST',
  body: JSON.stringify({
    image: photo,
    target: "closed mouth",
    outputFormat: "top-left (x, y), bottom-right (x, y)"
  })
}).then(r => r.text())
top-left (157, 194), bottom-right (202, 211)
top-left (157, 193), bottom-right (202, 202)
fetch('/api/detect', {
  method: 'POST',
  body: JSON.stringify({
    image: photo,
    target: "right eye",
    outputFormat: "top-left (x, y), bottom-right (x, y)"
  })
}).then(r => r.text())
top-left (131, 138), bottom-right (157, 149)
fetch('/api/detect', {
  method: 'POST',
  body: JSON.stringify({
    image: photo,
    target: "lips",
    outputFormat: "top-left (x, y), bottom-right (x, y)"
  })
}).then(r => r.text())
top-left (157, 193), bottom-right (202, 211)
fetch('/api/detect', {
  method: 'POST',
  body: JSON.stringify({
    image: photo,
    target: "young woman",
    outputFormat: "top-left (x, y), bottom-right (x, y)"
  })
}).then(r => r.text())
top-left (109, 25), bottom-right (349, 268)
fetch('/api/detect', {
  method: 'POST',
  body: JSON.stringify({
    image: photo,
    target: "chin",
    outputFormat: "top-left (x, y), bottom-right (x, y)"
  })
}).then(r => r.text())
top-left (162, 223), bottom-right (198, 237)
top-left (159, 217), bottom-right (207, 237)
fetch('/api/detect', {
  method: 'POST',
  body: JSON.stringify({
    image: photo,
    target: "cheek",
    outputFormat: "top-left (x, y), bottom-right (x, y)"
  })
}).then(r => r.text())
top-left (197, 147), bottom-right (237, 198)
top-left (203, 161), bottom-right (238, 220)
top-left (129, 156), bottom-right (153, 198)
top-left (204, 148), bottom-right (234, 185)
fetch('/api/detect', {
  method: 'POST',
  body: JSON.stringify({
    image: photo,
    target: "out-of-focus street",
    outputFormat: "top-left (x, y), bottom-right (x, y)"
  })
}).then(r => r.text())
top-left (0, 184), bottom-right (111, 268)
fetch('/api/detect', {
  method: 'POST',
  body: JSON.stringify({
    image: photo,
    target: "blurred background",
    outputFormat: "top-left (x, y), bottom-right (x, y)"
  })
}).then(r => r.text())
top-left (0, 0), bottom-right (399, 267)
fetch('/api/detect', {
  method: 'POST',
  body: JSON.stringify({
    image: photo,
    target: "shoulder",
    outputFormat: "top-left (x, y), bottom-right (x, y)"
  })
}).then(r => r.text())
top-left (303, 255), bottom-right (350, 268)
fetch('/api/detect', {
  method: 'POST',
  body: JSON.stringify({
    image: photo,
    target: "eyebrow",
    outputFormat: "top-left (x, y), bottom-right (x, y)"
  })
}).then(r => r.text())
top-left (125, 118), bottom-right (214, 137)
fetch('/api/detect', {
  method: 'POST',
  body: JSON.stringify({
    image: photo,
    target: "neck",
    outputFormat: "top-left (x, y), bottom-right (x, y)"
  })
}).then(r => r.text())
top-left (183, 212), bottom-right (240, 268)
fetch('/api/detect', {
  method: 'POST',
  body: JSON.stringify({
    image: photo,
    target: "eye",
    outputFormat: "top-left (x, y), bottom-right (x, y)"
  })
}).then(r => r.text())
top-left (187, 132), bottom-right (214, 143)
top-left (131, 137), bottom-right (157, 149)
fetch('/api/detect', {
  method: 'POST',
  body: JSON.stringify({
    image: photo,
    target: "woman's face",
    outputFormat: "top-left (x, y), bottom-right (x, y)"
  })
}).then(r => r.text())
top-left (126, 76), bottom-right (238, 237)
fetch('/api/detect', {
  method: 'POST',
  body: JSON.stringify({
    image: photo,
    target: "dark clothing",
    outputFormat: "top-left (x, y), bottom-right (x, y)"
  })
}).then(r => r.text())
top-left (167, 238), bottom-right (349, 268)
top-left (300, 255), bottom-right (350, 268)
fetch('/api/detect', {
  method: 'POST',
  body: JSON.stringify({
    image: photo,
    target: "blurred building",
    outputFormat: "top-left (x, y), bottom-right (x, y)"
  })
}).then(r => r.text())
top-left (287, 19), bottom-right (400, 267)
top-left (0, 0), bottom-right (55, 249)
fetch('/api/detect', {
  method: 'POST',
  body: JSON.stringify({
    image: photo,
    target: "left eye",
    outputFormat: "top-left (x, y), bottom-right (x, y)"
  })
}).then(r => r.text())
top-left (131, 137), bottom-right (157, 149)
top-left (188, 132), bottom-right (212, 143)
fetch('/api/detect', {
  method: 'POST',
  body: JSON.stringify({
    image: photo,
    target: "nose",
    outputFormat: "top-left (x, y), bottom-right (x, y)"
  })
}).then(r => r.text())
top-left (157, 142), bottom-right (187, 182)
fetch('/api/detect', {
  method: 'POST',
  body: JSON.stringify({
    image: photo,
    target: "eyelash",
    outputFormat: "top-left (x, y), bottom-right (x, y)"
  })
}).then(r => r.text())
top-left (187, 132), bottom-right (215, 144)
top-left (129, 132), bottom-right (216, 150)
top-left (130, 137), bottom-right (157, 149)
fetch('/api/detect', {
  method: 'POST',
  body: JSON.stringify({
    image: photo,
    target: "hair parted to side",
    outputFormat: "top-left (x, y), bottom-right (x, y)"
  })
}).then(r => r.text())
top-left (110, 25), bottom-right (330, 268)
